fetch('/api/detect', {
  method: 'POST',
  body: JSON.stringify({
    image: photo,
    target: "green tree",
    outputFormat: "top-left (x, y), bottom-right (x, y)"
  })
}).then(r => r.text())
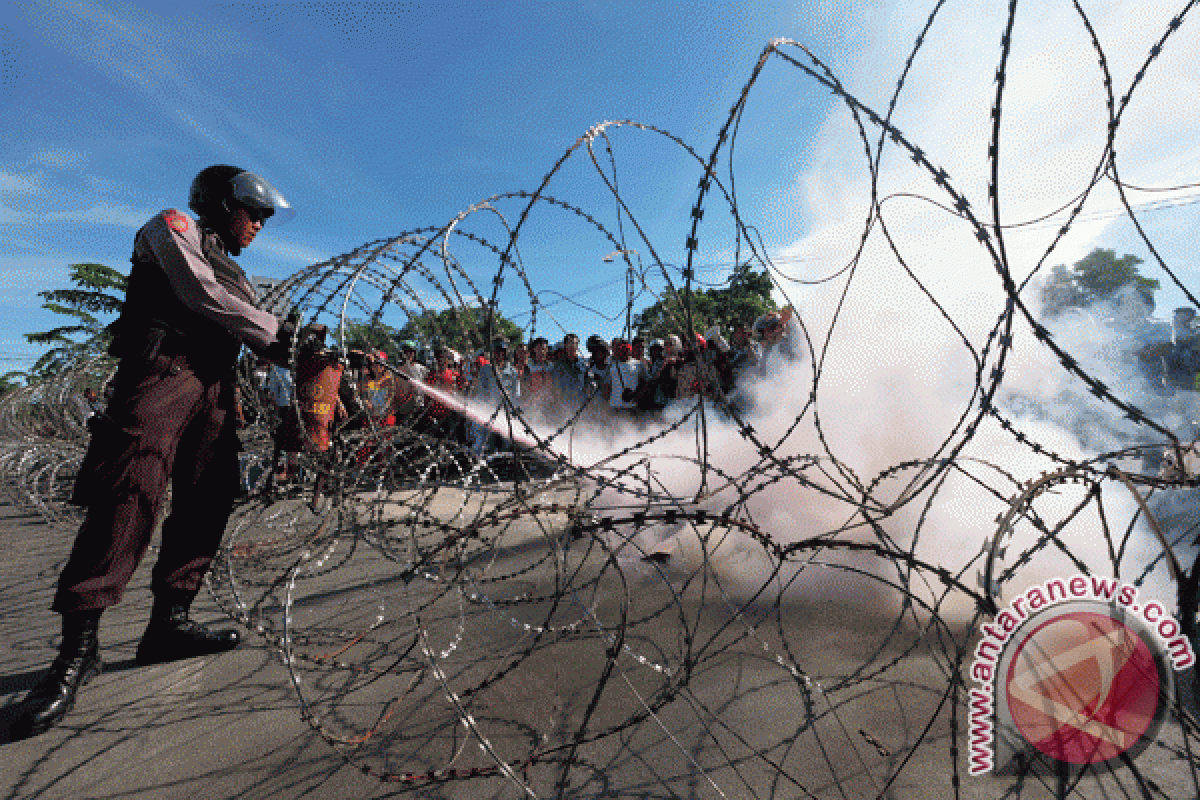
top-left (633, 264), bottom-right (777, 340)
top-left (342, 318), bottom-right (401, 358)
top-left (394, 305), bottom-right (524, 355)
top-left (0, 371), bottom-right (26, 397)
top-left (1039, 249), bottom-right (1159, 318)
top-left (25, 263), bottom-right (127, 379)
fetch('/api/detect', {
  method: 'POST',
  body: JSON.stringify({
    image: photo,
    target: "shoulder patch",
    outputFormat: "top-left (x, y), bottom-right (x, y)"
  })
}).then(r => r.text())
top-left (164, 210), bottom-right (190, 234)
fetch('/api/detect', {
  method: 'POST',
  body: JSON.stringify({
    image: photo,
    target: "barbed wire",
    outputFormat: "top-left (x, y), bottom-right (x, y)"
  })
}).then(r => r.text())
top-left (4, 4), bottom-right (1200, 797)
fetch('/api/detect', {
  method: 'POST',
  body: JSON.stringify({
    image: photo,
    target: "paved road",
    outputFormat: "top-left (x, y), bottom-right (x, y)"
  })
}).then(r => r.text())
top-left (0, 498), bottom-right (483, 800)
top-left (2, 493), bottom-right (1197, 800)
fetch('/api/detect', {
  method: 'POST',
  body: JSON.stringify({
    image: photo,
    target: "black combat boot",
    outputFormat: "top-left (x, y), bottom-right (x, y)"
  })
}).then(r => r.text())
top-left (134, 591), bottom-right (241, 666)
top-left (15, 610), bottom-right (102, 737)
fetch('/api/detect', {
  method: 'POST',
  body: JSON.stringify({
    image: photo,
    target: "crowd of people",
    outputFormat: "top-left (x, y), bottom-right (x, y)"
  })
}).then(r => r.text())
top-left (277, 308), bottom-right (805, 456)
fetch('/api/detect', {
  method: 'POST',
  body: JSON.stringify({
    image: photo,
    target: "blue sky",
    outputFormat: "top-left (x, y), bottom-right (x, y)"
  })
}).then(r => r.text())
top-left (2, 0), bottom-right (1199, 374)
top-left (0, 0), bottom-right (839, 370)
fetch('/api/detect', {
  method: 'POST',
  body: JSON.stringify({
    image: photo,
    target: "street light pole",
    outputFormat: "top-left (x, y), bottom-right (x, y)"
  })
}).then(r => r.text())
top-left (603, 248), bottom-right (640, 340)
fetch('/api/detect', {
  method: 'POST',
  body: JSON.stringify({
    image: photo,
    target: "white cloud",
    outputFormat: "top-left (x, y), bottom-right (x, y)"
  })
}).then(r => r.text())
top-left (32, 148), bottom-right (88, 170)
top-left (22, 0), bottom-right (290, 165)
top-left (44, 203), bottom-right (148, 227)
top-left (0, 154), bottom-right (151, 232)
top-left (246, 237), bottom-right (328, 265)
top-left (42, 203), bottom-right (149, 229)
top-left (0, 200), bottom-right (150, 230)
top-left (0, 170), bottom-right (43, 194)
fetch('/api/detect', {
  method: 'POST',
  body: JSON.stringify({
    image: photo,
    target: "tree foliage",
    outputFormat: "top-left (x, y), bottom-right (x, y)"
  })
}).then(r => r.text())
top-left (0, 371), bottom-right (25, 397)
top-left (633, 264), bottom-right (777, 340)
top-left (25, 263), bottom-right (127, 379)
top-left (342, 319), bottom-right (401, 358)
top-left (393, 306), bottom-right (524, 355)
top-left (1039, 249), bottom-right (1159, 318)
top-left (339, 306), bottom-right (524, 358)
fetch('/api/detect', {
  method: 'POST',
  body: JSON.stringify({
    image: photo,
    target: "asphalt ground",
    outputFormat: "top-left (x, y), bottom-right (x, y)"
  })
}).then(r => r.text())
top-left (1, 491), bottom-right (1197, 800)
top-left (0, 496), bottom-right (445, 800)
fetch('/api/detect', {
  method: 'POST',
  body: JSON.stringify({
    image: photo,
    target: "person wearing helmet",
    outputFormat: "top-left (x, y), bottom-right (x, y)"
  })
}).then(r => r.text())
top-left (13, 165), bottom-right (298, 739)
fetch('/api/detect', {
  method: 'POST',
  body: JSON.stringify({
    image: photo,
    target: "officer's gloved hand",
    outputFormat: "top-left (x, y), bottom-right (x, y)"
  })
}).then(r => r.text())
top-left (261, 320), bottom-right (298, 365)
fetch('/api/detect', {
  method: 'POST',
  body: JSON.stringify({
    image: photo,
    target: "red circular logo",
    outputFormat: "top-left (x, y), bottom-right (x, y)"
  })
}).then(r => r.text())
top-left (1004, 609), bottom-right (1164, 766)
top-left (165, 209), bottom-right (190, 234)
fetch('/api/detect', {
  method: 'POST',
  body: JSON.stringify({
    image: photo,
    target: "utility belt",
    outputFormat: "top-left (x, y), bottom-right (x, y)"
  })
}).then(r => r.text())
top-left (109, 320), bottom-right (240, 382)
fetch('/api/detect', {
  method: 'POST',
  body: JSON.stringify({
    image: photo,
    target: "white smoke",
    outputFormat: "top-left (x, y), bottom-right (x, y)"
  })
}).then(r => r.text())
top-left (517, 1), bottom-right (1197, 625)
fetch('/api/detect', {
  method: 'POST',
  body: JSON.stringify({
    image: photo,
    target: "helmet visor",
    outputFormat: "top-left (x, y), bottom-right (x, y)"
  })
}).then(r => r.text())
top-left (230, 171), bottom-right (296, 224)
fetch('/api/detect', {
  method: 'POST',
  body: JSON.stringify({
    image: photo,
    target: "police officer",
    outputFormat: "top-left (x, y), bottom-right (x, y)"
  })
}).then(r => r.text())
top-left (15, 165), bottom-right (298, 738)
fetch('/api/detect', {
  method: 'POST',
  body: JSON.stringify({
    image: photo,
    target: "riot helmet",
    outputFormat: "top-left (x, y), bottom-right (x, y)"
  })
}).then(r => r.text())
top-left (188, 165), bottom-right (296, 225)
